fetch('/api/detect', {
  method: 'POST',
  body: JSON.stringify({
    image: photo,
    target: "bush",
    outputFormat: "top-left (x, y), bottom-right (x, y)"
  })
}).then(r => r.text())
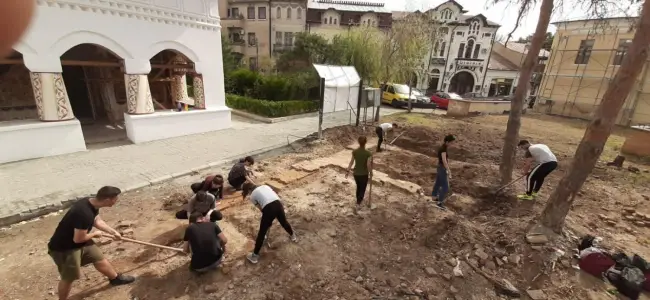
top-left (226, 94), bottom-right (318, 118)
top-left (225, 68), bottom-right (318, 101)
top-left (228, 69), bottom-right (261, 96)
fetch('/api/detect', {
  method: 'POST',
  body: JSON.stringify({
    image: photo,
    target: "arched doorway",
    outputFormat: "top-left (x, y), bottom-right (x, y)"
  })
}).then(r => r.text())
top-left (0, 51), bottom-right (39, 122)
top-left (427, 69), bottom-right (441, 94)
top-left (59, 44), bottom-right (128, 147)
top-left (449, 71), bottom-right (474, 95)
top-left (148, 50), bottom-right (197, 111)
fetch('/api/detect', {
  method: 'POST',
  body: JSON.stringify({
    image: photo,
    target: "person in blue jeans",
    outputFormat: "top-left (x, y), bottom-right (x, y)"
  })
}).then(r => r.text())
top-left (432, 134), bottom-right (456, 210)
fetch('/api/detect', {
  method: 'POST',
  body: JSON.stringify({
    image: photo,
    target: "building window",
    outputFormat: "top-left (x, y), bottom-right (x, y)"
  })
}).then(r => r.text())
top-left (276, 7), bottom-right (281, 19)
top-left (456, 31), bottom-right (464, 36)
top-left (275, 31), bottom-right (282, 44)
top-left (258, 7), bottom-right (266, 19)
top-left (439, 27), bottom-right (448, 35)
top-left (470, 21), bottom-right (480, 35)
top-left (231, 7), bottom-right (239, 18)
top-left (439, 42), bottom-right (446, 57)
top-left (613, 39), bottom-right (632, 65)
top-left (329, 16), bottom-right (332, 24)
top-left (249, 57), bottom-right (258, 70)
top-left (287, 7), bottom-right (292, 19)
top-left (465, 39), bottom-right (474, 58)
top-left (284, 32), bottom-right (294, 46)
top-left (334, 18), bottom-right (337, 24)
top-left (433, 41), bottom-right (439, 56)
top-left (441, 8), bottom-right (452, 20)
top-left (297, 7), bottom-right (302, 19)
top-left (458, 43), bottom-right (465, 58)
top-left (247, 6), bottom-right (255, 19)
top-left (248, 32), bottom-right (256, 46)
top-left (473, 44), bottom-right (480, 59)
top-left (483, 33), bottom-right (492, 38)
top-left (323, 18), bottom-right (327, 24)
top-left (575, 39), bottom-right (594, 64)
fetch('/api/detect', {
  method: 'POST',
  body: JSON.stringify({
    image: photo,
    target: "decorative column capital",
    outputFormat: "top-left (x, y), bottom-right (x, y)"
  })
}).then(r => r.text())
top-left (30, 72), bottom-right (74, 121)
top-left (123, 59), bottom-right (152, 75)
top-left (124, 74), bottom-right (154, 114)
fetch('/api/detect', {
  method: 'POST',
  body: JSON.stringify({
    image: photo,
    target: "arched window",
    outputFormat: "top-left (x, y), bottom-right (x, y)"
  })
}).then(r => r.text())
top-left (473, 44), bottom-right (480, 59)
top-left (334, 18), bottom-right (337, 24)
top-left (329, 16), bottom-right (332, 24)
top-left (439, 41), bottom-right (446, 56)
top-left (323, 18), bottom-right (327, 24)
top-left (276, 7), bottom-right (281, 19)
top-left (434, 41), bottom-right (440, 56)
top-left (465, 39), bottom-right (474, 58)
top-left (297, 7), bottom-right (302, 19)
top-left (457, 43), bottom-right (465, 58)
top-left (287, 7), bottom-right (292, 19)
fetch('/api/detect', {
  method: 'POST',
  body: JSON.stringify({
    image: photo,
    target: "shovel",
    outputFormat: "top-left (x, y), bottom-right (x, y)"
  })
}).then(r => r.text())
top-left (492, 174), bottom-right (526, 196)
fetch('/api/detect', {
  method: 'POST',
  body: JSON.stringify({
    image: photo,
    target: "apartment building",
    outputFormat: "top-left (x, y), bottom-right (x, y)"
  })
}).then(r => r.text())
top-left (219, 0), bottom-right (307, 69)
top-left (306, 0), bottom-right (392, 40)
top-left (537, 17), bottom-right (650, 126)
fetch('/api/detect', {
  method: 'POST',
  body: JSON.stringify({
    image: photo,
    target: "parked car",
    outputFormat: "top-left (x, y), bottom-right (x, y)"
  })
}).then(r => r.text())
top-left (380, 83), bottom-right (430, 107)
top-left (430, 92), bottom-right (463, 109)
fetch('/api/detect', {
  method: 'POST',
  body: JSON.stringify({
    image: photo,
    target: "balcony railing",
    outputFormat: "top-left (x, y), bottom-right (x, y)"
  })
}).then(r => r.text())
top-left (430, 58), bottom-right (446, 65)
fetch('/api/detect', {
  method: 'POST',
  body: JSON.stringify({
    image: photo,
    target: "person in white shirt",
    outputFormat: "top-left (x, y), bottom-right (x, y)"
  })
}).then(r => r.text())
top-left (375, 122), bottom-right (398, 152)
top-left (517, 140), bottom-right (558, 200)
top-left (242, 182), bottom-right (297, 264)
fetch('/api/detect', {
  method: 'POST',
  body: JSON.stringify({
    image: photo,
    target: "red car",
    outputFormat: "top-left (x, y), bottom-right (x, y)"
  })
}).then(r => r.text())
top-left (430, 92), bottom-right (463, 109)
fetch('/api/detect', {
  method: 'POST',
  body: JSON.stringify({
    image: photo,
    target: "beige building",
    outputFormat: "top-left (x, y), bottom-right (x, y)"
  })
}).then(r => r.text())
top-left (306, 0), bottom-right (392, 40)
top-left (537, 17), bottom-right (650, 126)
top-left (219, 0), bottom-right (307, 70)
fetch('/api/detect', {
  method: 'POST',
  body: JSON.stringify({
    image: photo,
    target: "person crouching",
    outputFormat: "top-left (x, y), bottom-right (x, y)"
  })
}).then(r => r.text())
top-left (183, 211), bottom-right (228, 274)
top-left (175, 191), bottom-right (223, 223)
top-left (241, 182), bottom-right (297, 264)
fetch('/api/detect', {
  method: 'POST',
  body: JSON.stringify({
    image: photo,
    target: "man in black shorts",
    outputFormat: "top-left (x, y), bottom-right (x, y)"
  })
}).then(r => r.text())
top-left (227, 156), bottom-right (256, 190)
top-left (47, 186), bottom-right (135, 300)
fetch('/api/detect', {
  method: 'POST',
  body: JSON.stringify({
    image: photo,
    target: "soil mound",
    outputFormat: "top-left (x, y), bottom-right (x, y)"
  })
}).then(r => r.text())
top-left (162, 192), bottom-right (191, 211)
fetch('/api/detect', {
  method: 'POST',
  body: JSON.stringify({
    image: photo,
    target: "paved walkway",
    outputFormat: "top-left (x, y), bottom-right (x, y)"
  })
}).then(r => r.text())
top-left (0, 108), bottom-right (401, 225)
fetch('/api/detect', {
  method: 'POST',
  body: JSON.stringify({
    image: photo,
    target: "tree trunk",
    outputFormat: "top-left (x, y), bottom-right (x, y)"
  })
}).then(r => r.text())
top-left (498, 0), bottom-right (554, 185)
top-left (539, 0), bottom-right (650, 233)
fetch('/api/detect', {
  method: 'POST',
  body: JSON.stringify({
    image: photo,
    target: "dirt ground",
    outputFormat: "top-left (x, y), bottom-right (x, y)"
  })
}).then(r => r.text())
top-left (1, 112), bottom-right (649, 300)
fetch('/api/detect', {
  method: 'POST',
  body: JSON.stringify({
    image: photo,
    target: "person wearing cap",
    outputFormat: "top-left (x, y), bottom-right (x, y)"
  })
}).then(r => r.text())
top-left (517, 140), bottom-right (558, 200)
top-left (432, 134), bottom-right (456, 210)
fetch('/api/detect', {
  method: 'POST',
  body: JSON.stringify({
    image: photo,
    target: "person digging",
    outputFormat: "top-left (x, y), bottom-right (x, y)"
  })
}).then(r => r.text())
top-left (175, 190), bottom-right (223, 223)
top-left (47, 186), bottom-right (135, 300)
top-left (345, 136), bottom-right (373, 213)
top-left (517, 140), bottom-right (558, 200)
top-left (432, 135), bottom-right (456, 210)
top-left (227, 156), bottom-right (256, 191)
top-left (375, 122), bottom-right (398, 152)
top-left (183, 211), bottom-right (228, 274)
top-left (242, 182), bottom-right (298, 264)
top-left (190, 174), bottom-right (224, 201)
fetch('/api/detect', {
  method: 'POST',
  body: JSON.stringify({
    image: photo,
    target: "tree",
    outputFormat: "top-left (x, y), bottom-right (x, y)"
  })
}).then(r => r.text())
top-left (516, 32), bottom-right (554, 51)
top-left (221, 34), bottom-right (239, 75)
top-left (498, 0), bottom-right (554, 185)
top-left (539, 0), bottom-right (650, 233)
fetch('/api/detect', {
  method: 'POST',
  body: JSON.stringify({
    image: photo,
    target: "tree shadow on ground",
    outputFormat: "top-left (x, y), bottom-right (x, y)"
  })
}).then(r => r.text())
top-left (129, 262), bottom-right (229, 300)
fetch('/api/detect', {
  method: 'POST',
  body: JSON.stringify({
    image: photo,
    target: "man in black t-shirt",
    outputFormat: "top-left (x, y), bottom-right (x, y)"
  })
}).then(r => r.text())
top-left (432, 135), bottom-right (456, 210)
top-left (227, 156), bottom-right (256, 190)
top-left (48, 186), bottom-right (135, 300)
top-left (183, 211), bottom-right (228, 274)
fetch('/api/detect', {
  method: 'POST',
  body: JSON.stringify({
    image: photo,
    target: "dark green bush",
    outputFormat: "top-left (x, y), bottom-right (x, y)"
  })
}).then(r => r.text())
top-left (226, 94), bottom-right (318, 118)
top-left (228, 69), bottom-right (261, 96)
top-left (225, 68), bottom-right (318, 101)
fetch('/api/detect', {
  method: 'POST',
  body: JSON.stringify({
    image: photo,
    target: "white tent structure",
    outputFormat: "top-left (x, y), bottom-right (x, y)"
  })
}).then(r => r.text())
top-left (313, 64), bottom-right (361, 113)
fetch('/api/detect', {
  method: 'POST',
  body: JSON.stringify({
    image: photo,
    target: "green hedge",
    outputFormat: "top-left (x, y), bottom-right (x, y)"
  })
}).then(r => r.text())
top-left (226, 94), bottom-right (318, 118)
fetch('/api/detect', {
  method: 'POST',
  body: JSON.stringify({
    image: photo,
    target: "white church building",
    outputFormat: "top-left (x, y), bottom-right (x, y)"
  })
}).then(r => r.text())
top-left (0, 0), bottom-right (230, 164)
top-left (414, 0), bottom-right (500, 96)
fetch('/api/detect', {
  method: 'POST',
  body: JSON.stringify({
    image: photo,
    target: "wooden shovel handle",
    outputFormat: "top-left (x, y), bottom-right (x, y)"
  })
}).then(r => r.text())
top-left (120, 237), bottom-right (185, 253)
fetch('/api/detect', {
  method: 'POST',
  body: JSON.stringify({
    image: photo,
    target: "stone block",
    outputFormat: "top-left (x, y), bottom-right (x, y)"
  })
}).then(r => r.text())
top-left (273, 170), bottom-right (310, 184)
top-left (265, 180), bottom-right (286, 193)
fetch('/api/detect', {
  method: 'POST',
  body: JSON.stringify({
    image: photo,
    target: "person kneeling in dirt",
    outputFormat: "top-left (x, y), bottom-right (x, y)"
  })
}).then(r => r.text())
top-left (375, 122), bottom-right (397, 152)
top-left (48, 186), bottom-right (135, 300)
top-left (516, 140), bottom-right (558, 201)
top-left (175, 191), bottom-right (223, 222)
top-left (228, 156), bottom-right (256, 190)
top-left (242, 182), bottom-right (298, 264)
top-left (190, 174), bottom-right (224, 201)
top-left (183, 211), bottom-right (228, 274)
top-left (432, 134), bottom-right (455, 210)
top-left (346, 136), bottom-right (373, 212)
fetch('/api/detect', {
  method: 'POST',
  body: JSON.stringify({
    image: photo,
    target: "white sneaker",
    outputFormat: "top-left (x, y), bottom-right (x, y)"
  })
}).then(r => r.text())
top-left (290, 234), bottom-right (298, 243)
top-left (246, 253), bottom-right (260, 264)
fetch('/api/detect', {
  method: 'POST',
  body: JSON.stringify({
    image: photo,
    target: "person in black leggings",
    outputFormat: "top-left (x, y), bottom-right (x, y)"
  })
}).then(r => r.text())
top-left (346, 136), bottom-right (373, 212)
top-left (242, 182), bottom-right (297, 264)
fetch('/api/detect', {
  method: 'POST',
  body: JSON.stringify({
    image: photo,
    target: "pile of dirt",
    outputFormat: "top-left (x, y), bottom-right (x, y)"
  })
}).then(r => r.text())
top-left (162, 191), bottom-right (191, 211)
top-left (373, 150), bottom-right (436, 187)
top-left (322, 125), bottom-right (368, 147)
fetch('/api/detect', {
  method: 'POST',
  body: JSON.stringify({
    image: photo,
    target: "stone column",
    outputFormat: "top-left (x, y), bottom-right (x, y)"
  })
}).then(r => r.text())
top-left (124, 74), bottom-right (154, 114)
top-left (192, 74), bottom-right (206, 109)
top-left (30, 72), bottom-right (75, 121)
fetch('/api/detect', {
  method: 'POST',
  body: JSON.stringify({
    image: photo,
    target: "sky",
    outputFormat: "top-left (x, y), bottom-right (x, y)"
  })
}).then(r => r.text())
top-left (385, 0), bottom-right (639, 40)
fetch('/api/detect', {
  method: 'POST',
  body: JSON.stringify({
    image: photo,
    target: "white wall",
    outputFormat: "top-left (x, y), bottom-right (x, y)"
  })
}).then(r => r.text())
top-left (0, 120), bottom-right (86, 164)
top-left (15, 0), bottom-right (228, 110)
